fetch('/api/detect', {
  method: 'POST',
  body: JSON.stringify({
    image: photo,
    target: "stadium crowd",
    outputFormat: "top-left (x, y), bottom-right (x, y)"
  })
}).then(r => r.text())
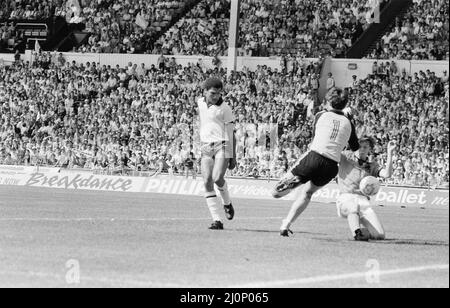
top-left (152, 0), bottom-right (230, 56)
top-left (3, 0), bottom-right (449, 61)
top-left (347, 64), bottom-right (449, 187)
top-left (0, 53), bottom-right (448, 188)
top-left (154, 0), bottom-right (386, 57)
top-left (72, 0), bottom-right (193, 54)
top-left (0, 0), bottom-right (57, 20)
top-left (0, 0), bottom-right (196, 53)
top-left (0, 0), bottom-right (388, 57)
top-left (0, 52), bottom-right (322, 179)
top-left (236, 0), bottom-right (385, 57)
top-left (368, 0), bottom-right (449, 60)
top-left (0, 22), bottom-right (21, 51)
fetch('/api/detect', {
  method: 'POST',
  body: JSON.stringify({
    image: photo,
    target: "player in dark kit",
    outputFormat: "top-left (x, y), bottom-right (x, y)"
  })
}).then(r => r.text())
top-left (272, 88), bottom-right (360, 236)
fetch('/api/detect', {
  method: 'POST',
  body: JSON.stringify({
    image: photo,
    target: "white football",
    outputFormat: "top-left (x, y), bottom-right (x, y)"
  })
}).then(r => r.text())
top-left (359, 176), bottom-right (381, 197)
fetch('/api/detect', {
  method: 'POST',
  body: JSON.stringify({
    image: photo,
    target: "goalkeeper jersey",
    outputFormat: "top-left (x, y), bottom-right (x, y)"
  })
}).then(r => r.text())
top-left (338, 151), bottom-right (382, 195)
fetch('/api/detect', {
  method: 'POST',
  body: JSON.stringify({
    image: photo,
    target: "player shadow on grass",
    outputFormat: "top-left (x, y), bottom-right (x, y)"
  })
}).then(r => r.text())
top-left (370, 239), bottom-right (449, 247)
top-left (230, 228), bottom-right (328, 236)
top-left (310, 237), bottom-right (449, 246)
top-left (225, 230), bottom-right (449, 246)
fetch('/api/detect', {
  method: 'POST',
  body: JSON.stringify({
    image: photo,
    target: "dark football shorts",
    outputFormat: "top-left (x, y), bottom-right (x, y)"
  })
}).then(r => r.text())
top-left (291, 151), bottom-right (339, 187)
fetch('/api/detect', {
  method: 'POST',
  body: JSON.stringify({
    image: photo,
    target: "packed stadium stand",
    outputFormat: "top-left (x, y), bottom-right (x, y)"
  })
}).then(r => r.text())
top-left (347, 64), bottom-right (449, 187)
top-left (152, 0), bottom-right (230, 56)
top-left (1, 0), bottom-right (390, 57)
top-left (146, 0), bottom-right (388, 57)
top-left (0, 0), bottom-right (449, 189)
top-left (72, 0), bottom-right (199, 54)
top-left (0, 53), bottom-right (448, 187)
top-left (0, 0), bottom-right (57, 20)
top-left (236, 0), bottom-right (386, 58)
top-left (367, 0), bottom-right (449, 60)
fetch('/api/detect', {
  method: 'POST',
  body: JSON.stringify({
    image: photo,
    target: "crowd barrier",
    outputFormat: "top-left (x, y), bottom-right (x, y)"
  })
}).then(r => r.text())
top-left (1, 165), bottom-right (448, 209)
top-left (16, 51), bottom-right (286, 71)
top-left (326, 58), bottom-right (449, 89)
top-left (3, 52), bottom-right (447, 94)
top-left (2, 52), bottom-right (448, 96)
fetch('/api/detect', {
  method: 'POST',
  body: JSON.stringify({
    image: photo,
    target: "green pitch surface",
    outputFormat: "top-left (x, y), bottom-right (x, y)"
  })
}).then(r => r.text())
top-left (0, 186), bottom-right (448, 288)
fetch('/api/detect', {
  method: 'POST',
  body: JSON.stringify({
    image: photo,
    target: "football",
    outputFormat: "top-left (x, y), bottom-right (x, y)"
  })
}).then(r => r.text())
top-left (359, 176), bottom-right (381, 197)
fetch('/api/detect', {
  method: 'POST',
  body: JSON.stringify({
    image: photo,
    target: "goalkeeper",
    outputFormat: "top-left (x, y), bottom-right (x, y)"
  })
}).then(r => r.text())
top-left (336, 137), bottom-right (396, 241)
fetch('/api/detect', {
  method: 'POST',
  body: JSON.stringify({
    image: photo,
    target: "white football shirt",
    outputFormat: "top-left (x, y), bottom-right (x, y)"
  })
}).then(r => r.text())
top-left (197, 97), bottom-right (235, 143)
top-left (310, 110), bottom-right (359, 163)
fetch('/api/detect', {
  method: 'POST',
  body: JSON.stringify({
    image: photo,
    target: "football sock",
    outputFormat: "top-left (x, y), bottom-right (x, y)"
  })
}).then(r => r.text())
top-left (281, 195), bottom-right (310, 230)
top-left (347, 213), bottom-right (361, 237)
top-left (205, 191), bottom-right (222, 222)
top-left (281, 219), bottom-right (291, 231)
top-left (360, 208), bottom-right (386, 240)
top-left (217, 182), bottom-right (231, 205)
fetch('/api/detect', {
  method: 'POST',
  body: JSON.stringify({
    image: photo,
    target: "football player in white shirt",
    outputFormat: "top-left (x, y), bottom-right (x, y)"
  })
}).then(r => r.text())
top-left (198, 78), bottom-right (237, 230)
top-left (273, 88), bottom-right (360, 236)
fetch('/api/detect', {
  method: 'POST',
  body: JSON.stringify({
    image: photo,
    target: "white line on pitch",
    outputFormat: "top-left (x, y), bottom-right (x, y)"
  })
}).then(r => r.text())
top-left (0, 216), bottom-right (281, 222)
top-left (230, 264), bottom-right (450, 288)
top-left (0, 216), bottom-right (334, 222)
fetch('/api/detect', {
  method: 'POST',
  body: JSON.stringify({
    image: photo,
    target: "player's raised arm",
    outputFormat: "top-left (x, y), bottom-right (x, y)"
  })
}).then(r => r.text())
top-left (340, 150), bottom-right (354, 163)
top-left (379, 140), bottom-right (396, 179)
top-left (348, 120), bottom-right (359, 152)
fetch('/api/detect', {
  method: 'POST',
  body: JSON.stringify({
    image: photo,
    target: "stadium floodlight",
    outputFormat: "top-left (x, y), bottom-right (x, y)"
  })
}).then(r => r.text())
top-left (227, 0), bottom-right (241, 76)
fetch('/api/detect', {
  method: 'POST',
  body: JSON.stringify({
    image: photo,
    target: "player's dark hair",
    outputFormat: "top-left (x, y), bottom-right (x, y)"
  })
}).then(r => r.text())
top-left (360, 136), bottom-right (375, 149)
top-left (327, 88), bottom-right (348, 110)
top-left (203, 78), bottom-right (223, 90)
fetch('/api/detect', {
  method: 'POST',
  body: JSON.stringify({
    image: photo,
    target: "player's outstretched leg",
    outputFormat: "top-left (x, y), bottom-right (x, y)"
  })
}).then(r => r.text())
top-left (272, 171), bottom-right (302, 199)
top-left (360, 208), bottom-right (385, 240)
top-left (280, 181), bottom-right (322, 237)
top-left (273, 153), bottom-right (311, 199)
top-left (336, 193), bottom-right (371, 241)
